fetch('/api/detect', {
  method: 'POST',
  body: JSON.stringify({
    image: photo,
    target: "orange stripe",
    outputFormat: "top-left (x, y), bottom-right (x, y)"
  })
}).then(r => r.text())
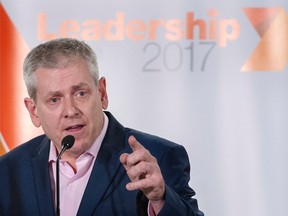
top-left (0, 3), bottom-right (30, 150)
top-left (0, 140), bottom-right (6, 156)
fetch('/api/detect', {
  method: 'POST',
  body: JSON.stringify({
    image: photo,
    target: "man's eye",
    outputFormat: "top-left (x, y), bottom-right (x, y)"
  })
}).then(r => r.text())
top-left (49, 98), bottom-right (59, 104)
top-left (77, 91), bottom-right (87, 97)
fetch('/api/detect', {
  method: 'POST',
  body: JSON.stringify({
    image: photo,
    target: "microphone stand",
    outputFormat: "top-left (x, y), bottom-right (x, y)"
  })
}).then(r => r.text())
top-left (56, 148), bottom-right (65, 216)
top-left (55, 135), bottom-right (75, 216)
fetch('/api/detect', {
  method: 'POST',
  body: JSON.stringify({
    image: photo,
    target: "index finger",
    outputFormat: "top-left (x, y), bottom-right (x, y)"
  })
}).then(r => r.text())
top-left (128, 135), bottom-right (144, 152)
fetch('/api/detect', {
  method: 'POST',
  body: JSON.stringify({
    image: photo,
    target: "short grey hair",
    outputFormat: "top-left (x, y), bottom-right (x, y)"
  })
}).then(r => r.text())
top-left (23, 38), bottom-right (99, 101)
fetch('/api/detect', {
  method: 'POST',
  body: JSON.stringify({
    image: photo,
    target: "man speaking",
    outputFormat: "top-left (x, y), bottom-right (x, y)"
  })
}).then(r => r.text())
top-left (0, 38), bottom-right (204, 216)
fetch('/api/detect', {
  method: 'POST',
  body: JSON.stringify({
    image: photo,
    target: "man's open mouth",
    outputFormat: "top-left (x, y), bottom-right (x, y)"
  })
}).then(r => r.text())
top-left (65, 125), bottom-right (84, 132)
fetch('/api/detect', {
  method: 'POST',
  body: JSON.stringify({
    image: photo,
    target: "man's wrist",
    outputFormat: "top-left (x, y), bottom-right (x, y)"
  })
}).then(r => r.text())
top-left (150, 199), bottom-right (165, 215)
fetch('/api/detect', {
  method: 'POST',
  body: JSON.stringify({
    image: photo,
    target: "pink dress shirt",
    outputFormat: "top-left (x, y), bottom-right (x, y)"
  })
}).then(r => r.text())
top-left (48, 113), bottom-right (156, 215)
top-left (48, 114), bottom-right (108, 216)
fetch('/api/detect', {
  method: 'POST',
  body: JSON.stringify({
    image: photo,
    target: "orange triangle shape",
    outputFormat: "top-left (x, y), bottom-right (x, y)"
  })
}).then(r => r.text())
top-left (0, 3), bottom-right (30, 150)
top-left (243, 7), bottom-right (281, 37)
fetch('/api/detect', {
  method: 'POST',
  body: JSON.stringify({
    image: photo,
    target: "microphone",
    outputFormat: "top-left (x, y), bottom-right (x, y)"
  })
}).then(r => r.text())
top-left (56, 135), bottom-right (75, 216)
top-left (58, 135), bottom-right (75, 159)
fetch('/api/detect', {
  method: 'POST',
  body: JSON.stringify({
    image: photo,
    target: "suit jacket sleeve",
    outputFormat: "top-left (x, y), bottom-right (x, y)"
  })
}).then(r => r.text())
top-left (136, 144), bottom-right (204, 216)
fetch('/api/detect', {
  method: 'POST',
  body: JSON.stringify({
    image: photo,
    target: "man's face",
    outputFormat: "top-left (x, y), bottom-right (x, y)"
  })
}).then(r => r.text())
top-left (25, 58), bottom-right (108, 157)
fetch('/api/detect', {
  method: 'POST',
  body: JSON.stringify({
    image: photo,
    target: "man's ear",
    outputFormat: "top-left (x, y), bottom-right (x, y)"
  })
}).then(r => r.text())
top-left (24, 97), bottom-right (41, 127)
top-left (98, 77), bottom-right (109, 110)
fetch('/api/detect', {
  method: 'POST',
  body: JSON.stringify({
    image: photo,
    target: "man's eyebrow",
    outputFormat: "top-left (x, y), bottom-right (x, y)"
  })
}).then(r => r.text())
top-left (71, 82), bottom-right (89, 90)
top-left (46, 91), bottom-right (62, 97)
top-left (45, 83), bottom-right (89, 98)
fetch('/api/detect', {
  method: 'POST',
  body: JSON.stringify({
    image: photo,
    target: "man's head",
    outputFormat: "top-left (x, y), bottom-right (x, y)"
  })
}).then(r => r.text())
top-left (23, 38), bottom-right (99, 102)
top-left (23, 38), bottom-right (108, 157)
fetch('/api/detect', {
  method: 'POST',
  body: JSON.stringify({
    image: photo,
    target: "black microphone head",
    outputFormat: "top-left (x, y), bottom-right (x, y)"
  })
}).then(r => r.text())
top-left (61, 135), bottom-right (75, 150)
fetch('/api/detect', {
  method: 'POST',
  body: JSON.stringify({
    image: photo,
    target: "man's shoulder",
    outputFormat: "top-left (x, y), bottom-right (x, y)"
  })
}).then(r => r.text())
top-left (125, 128), bottom-right (183, 151)
top-left (124, 128), bottom-right (189, 167)
top-left (0, 134), bottom-right (47, 163)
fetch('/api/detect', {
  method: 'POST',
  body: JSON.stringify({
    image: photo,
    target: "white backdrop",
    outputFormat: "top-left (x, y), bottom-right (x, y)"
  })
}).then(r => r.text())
top-left (1, 1), bottom-right (288, 215)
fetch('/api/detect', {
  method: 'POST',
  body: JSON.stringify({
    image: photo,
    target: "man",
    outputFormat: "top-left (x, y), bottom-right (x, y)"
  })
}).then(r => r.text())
top-left (0, 38), bottom-right (204, 216)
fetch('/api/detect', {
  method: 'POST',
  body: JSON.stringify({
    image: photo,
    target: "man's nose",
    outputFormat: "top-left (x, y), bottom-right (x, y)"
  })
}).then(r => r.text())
top-left (63, 99), bottom-right (79, 118)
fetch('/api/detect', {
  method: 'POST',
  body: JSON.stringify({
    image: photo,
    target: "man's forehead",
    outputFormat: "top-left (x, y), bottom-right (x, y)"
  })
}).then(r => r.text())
top-left (41, 55), bottom-right (85, 69)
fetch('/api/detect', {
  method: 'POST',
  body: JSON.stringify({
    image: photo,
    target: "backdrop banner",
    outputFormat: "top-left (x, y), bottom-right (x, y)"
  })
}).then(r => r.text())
top-left (1, 1), bottom-right (287, 215)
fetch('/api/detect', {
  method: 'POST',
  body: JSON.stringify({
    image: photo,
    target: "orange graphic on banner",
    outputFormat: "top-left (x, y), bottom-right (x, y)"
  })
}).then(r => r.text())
top-left (0, 3), bottom-right (30, 155)
top-left (242, 7), bottom-right (288, 71)
top-left (0, 132), bottom-right (9, 155)
top-left (0, 142), bottom-right (5, 155)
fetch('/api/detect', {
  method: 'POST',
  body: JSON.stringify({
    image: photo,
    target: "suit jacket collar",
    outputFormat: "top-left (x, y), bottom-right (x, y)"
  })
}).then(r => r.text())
top-left (31, 136), bottom-right (56, 215)
top-left (77, 111), bottom-right (129, 215)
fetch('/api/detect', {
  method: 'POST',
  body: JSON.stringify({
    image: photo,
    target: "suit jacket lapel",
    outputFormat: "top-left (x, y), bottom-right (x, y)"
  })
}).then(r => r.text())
top-left (31, 136), bottom-right (56, 216)
top-left (77, 112), bottom-right (129, 215)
